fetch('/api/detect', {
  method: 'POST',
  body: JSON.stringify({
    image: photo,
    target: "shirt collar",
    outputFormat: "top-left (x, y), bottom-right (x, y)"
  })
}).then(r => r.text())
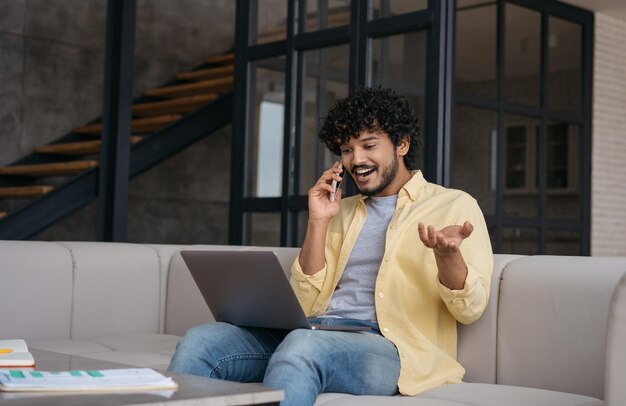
top-left (357, 170), bottom-right (426, 203)
top-left (400, 170), bottom-right (427, 202)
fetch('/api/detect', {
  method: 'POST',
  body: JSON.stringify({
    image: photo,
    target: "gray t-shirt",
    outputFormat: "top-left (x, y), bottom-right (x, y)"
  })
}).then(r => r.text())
top-left (324, 194), bottom-right (397, 322)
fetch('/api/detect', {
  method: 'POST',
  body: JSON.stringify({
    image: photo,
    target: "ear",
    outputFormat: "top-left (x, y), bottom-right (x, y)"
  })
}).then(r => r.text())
top-left (397, 136), bottom-right (410, 157)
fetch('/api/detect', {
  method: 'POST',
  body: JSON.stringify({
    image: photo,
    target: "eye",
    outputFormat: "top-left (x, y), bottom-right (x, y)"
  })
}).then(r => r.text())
top-left (364, 144), bottom-right (376, 150)
top-left (340, 147), bottom-right (352, 154)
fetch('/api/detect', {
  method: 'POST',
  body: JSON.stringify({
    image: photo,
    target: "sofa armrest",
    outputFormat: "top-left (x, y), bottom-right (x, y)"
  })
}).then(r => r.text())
top-left (606, 272), bottom-right (626, 406)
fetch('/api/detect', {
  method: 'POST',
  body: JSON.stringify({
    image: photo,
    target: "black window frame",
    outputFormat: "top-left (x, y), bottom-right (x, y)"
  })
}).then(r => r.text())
top-left (230, 0), bottom-right (450, 246)
top-left (230, 0), bottom-right (592, 254)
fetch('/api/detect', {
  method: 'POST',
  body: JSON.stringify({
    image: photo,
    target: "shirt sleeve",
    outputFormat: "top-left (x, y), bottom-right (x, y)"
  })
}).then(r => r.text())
top-left (289, 256), bottom-right (327, 315)
top-left (438, 265), bottom-right (488, 324)
top-left (437, 197), bottom-right (493, 325)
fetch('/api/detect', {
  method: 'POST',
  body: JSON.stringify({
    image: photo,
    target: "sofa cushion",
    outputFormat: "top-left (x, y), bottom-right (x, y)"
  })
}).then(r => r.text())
top-left (457, 254), bottom-right (522, 384)
top-left (0, 241), bottom-right (73, 341)
top-left (315, 393), bottom-right (468, 405)
top-left (605, 272), bottom-right (626, 406)
top-left (145, 244), bottom-right (186, 333)
top-left (92, 333), bottom-right (179, 356)
top-left (29, 340), bottom-right (112, 355)
top-left (497, 255), bottom-right (626, 399)
top-left (313, 383), bottom-right (603, 406)
top-left (164, 246), bottom-right (222, 336)
top-left (417, 383), bottom-right (603, 406)
top-left (59, 242), bottom-right (162, 340)
top-left (71, 349), bottom-right (173, 371)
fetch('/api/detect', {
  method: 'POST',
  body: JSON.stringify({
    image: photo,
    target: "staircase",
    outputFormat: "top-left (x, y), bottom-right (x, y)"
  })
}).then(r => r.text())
top-left (0, 52), bottom-right (235, 239)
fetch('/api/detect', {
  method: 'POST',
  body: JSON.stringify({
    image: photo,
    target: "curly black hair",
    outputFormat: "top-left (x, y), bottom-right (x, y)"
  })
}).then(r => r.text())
top-left (318, 86), bottom-right (421, 170)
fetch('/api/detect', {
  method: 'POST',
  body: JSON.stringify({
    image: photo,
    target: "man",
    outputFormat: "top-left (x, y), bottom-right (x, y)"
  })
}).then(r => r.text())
top-left (168, 87), bottom-right (493, 405)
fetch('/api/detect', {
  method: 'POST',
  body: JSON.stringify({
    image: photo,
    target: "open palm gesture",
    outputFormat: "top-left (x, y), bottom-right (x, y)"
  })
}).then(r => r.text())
top-left (418, 221), bottom-right (474, 255)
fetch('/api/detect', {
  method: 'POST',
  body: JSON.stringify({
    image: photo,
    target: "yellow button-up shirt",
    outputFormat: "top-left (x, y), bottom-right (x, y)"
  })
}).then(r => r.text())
top-left (290, 171), bottom-right (493, 395)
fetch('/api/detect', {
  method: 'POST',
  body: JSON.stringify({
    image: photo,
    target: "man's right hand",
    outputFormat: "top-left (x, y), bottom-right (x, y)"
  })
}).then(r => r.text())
top-left (299, 162), bottom-right (344, 275)
top-left (308, 161), bottom-right (343, 223)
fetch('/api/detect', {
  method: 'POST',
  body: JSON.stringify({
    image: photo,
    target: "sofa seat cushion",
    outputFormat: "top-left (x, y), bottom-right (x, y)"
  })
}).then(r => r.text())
top-left (315, 393), bottom-right (468, 405)
top-left (313, 383), bottom-right (603, 406)
top-left (91, 334), bottom-right (180, 355)
top-left (417, 383), bottom-right (603, 406)
top-left (29, 334), bottom-right (181, 370)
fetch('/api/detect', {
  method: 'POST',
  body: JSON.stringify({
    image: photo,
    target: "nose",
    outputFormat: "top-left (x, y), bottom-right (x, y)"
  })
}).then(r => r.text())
top-left (351, 147), bottom-right (368, 166)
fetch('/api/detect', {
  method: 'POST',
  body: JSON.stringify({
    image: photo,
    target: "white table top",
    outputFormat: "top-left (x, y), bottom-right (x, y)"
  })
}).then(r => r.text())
top-left (0, 349), bottom-right (283, 406)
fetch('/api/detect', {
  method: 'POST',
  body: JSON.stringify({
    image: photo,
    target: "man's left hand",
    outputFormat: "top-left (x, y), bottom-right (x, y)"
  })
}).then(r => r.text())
top-left (418, 221), bottom-right (474, 290)
top-left (418, 221), bottom-right (474, 255)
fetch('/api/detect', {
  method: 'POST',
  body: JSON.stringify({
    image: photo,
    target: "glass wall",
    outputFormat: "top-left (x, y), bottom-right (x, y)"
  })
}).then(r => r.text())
top-left (455, 0), bottom-right (497, 98)
top-left (305, 0), bottom-right (351, 31)
top-left (371, 31), bottom-right (427, 170)
top-left (371, 0), bottom-right (428, 18)
top-left (451, 105), bottom-right (497, 218)
top-left (253, 0), bottom-right (288, 45)
top-left (504, 3), bottom-right (541, 106)
top-left (299, 45), bottom-right (350, 193)
top-left (233, 0), bottom-right (591, 251)
top-left (451, 0), bottom-right (591, 255)
top-left (247, 58), bottom-right (286, 198)
top-left (248, 212), bottom-right (282, 246)
top-left (548, 17), bottom-right (582, 114)
top-left (233, 0), bottom-right (437, 246)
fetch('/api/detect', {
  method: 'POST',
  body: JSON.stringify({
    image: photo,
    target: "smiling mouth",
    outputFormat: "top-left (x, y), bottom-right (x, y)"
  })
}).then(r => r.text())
top-left (353, 167), bottom-right (376, 180)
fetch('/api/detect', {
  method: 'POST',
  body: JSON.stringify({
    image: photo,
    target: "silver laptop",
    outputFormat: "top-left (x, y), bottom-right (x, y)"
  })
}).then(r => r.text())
top-left (180, 250), bottom-right (370, 332)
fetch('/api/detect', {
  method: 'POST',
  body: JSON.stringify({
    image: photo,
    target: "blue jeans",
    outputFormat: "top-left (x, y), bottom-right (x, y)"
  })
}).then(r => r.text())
top-left (167, 318), bottom-right (400, 406)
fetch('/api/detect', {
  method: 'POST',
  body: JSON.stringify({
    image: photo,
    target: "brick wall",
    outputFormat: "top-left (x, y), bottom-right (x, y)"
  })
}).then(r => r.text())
top-left (592, 13), bottom-right (626, 256)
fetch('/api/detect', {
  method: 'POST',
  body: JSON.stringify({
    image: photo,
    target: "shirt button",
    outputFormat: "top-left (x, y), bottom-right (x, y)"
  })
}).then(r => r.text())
top-left (389, 225), bottom-right (395, 229)
top-left (383, 327), bottom-right (389, 333)
top-left (384, 257), bottom-right (390, 262)
top-left (378, 292), bottom-right (384, 298)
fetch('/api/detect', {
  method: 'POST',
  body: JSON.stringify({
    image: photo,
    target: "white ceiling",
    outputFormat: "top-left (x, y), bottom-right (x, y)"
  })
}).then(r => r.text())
top-left (560, 0), bottom-right (626, 20)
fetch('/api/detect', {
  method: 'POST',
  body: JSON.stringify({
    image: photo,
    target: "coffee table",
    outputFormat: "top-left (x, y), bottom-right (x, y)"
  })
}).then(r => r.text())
top-left (0, 349), bottom-right (283, 405)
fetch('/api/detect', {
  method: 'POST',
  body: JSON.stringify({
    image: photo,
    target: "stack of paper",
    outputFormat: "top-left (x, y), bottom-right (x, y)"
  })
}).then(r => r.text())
top-left (0, 340), bottom-right (35, 367)
top-left (0, 368), bottom-right (178, 392)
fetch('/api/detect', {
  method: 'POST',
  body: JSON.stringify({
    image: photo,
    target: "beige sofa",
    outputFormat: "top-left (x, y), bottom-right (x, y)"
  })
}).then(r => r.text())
top-left (1, 240), bottom-right (624, 406)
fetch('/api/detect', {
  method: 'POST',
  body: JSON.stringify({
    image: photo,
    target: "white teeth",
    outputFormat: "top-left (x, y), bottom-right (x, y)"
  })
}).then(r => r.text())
top-left (356, 168), bottom-right (374, 175)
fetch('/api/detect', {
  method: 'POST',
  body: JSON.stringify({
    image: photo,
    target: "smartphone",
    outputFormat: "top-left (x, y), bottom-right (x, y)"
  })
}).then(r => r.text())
top-left (329, 163), bottom-right (343, 202)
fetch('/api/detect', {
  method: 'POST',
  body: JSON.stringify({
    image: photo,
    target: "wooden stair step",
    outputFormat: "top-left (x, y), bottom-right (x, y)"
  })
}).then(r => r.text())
top-left (144, 77), bottom-right (233, 99)
top-left (0, 161), bottom-right (97, 177)
top-left (206, 53), bottom-right (234, 65)
top-left (132, 94), bottom-right (218, 117)
top-left (177, 64), bottom-right (234, 81)
top-left (73, 115), bottom-right (182, 135)
top-left (35, 137), bottom-right (142, 155)
top-left (0, 185), bottom-right (54, 199)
